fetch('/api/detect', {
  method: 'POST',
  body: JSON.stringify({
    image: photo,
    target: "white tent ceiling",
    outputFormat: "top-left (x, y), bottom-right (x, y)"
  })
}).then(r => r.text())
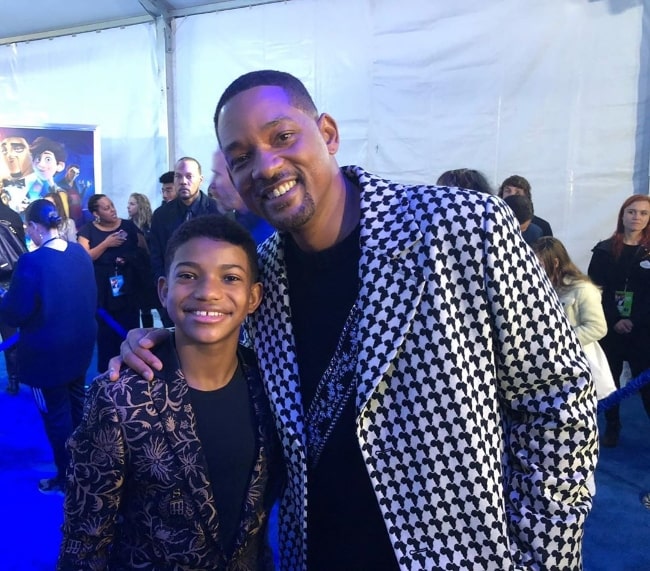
top-left (0, 0), bottom-right (284, 44)
top-left (1, 0), bottom-right (647, 273)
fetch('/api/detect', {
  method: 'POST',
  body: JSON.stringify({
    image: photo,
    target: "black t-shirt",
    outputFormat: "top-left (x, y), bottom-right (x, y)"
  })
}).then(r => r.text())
top-left (188, 366), bottom-right (256, 556)
top-left (285, 224), bottom-right (399, 570)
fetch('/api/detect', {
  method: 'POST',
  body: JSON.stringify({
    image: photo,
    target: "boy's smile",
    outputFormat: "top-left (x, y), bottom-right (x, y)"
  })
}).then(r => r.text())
top-left (160, 237), bottom-right (261, 349)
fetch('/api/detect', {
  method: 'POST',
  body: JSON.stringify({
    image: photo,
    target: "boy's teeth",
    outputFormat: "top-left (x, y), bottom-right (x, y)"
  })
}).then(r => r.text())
top-left (194, 310), bottom-right (223, 317)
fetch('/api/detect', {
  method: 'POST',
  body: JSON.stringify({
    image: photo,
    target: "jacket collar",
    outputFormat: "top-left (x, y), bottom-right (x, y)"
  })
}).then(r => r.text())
top-left (253, 166), bottom-right (427, 421)
top-left (345, 166), bottom-right (427, 414)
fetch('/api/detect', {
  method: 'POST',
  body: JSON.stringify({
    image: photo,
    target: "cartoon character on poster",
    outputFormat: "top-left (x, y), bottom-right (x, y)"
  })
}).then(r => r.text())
top-left (0, 125), bottom-right (98, 226)
top-left (0, 135), bottom-right (38, 211)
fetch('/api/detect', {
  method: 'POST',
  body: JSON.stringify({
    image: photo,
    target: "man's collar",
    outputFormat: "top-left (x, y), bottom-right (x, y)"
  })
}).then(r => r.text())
top-left (180, 191), bottom-right (205, 209)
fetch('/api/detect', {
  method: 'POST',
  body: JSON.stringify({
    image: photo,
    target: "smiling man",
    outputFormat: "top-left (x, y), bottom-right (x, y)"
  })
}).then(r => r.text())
top-left (215, 70), bottom-right (597, 571)
top-left (120, 70), bottom-right (598, 570)
top-left (148, 157), bottom-right (219, 326)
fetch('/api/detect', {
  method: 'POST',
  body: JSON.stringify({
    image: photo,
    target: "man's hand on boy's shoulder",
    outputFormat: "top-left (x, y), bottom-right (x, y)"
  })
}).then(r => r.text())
top-left (107, 328), bottom-right (171, 382)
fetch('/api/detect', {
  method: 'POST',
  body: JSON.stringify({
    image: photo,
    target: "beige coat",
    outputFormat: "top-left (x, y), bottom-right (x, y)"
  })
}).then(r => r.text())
top-left (558, 278), bottom-right (615, 400)
top-left (558, 279), bottom-right (608, 346)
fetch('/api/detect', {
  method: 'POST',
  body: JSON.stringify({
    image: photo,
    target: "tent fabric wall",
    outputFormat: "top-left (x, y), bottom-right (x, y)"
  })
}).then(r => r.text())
top-left (175, 0), bottom-right (648, 269)
top-left (0, 24), bottom-right (166, 212)
top-left (0, 0), bottom-right (648, 270)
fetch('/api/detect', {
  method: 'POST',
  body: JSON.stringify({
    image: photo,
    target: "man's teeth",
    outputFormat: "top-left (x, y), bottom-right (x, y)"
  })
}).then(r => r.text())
top-left (192, 310), bottom-right (224, 317)
top-left (272, 181), bottom-right (295, 198)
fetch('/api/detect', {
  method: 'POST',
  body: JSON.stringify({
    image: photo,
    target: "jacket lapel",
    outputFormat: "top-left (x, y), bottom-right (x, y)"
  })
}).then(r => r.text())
top-left (252, 234), bottom-right (307, 458)
top-left (230, 348), bottom-right (282, 559)
top-left (148, 340), bottom-right (222, 550)
top-left (255, 169), bottom-right (428, 424)
top-left (349, 166), bottom-right (427, 415)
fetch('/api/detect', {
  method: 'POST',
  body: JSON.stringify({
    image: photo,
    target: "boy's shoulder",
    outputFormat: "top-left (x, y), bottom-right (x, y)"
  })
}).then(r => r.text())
top-left (91, 367), bottom-right (165, 401)
top-left (92, 336), bottom-right (182, 401)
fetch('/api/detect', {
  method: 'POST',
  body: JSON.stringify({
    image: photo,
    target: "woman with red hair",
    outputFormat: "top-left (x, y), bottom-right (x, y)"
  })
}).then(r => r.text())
top-left (588, 194), bottom-right (650, 447)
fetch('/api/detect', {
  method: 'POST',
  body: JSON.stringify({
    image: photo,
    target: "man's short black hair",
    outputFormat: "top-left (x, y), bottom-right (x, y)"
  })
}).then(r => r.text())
top-left (159, 171), bottom-right (174, 184)
top-left (165, 214), bottom-right (260, 282)
top-left (175, 156), bottom-right (202, 175)
top-left (213, 70), bottom-right (318, 138)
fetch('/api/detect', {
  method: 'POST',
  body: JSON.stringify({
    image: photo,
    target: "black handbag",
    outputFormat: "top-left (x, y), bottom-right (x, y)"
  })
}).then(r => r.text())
top-left (0, 220), bottom-right (27, 275)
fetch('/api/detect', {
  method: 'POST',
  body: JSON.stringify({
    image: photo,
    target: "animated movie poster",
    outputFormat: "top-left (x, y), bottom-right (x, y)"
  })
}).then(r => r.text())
top-left (0, 124), bottom-right (100, 226)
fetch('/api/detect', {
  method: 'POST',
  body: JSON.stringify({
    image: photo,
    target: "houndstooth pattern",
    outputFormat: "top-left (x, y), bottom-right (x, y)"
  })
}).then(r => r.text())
top-left (250, 166), bottom-right (598, 571)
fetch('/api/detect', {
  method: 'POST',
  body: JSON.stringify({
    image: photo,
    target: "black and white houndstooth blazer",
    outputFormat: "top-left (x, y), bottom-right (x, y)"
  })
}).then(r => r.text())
top-left (250, 165), bottom-right (598, 571)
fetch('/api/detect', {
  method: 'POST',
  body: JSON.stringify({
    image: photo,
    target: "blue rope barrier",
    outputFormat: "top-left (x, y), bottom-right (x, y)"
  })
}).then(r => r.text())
top-left (96, 308), bottom-right (128, 340)
top-left (597, 368), bottom-right (650, 413)
top-left (0, 309), bottom-right (127, 355)
top-left (0, 332), bottom-right (18, 352)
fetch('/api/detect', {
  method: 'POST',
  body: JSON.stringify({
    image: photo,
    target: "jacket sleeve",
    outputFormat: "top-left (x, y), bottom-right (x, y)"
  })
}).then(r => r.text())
top-left (483, 197), bottom-right (597, 570)
top-left (57, 377), bottom-right (126, 571)
top-left (0, 256), bottom-right (38, 327)
top-left (572, 282), bottom-right (608, 346)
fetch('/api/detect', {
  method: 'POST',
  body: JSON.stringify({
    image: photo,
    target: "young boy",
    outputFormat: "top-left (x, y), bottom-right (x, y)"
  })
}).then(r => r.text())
top-left (58, 215), bottom-right (283, 570)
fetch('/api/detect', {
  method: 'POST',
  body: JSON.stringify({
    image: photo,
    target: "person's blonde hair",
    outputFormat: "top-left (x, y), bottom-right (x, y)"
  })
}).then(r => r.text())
top-left (128, 193), bottom-right (152, 230)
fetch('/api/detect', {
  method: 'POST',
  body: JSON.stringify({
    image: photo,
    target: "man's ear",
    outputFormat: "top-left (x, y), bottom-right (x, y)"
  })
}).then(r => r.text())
top-left (56, 161), bottom-right (65, 174)
top-left (317, 113), bottom-right (340, 155)
top-left (247, 282), bottom-right (263, 315)
top-left (157, 276), bottom-right (168, 308)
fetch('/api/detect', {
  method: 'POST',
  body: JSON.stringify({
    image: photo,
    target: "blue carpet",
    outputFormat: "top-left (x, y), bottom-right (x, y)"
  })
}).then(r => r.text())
top-left (0, 354), bottom-right (648, 569)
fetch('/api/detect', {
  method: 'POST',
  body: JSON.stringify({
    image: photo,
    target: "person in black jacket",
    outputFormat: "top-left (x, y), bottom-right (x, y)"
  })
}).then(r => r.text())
top-left (588, 194), bottom-right (650, 447)
top-left (149, 157), bottom-right (219, 326)
top-left (0, 199), bottom-right (25, 394)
